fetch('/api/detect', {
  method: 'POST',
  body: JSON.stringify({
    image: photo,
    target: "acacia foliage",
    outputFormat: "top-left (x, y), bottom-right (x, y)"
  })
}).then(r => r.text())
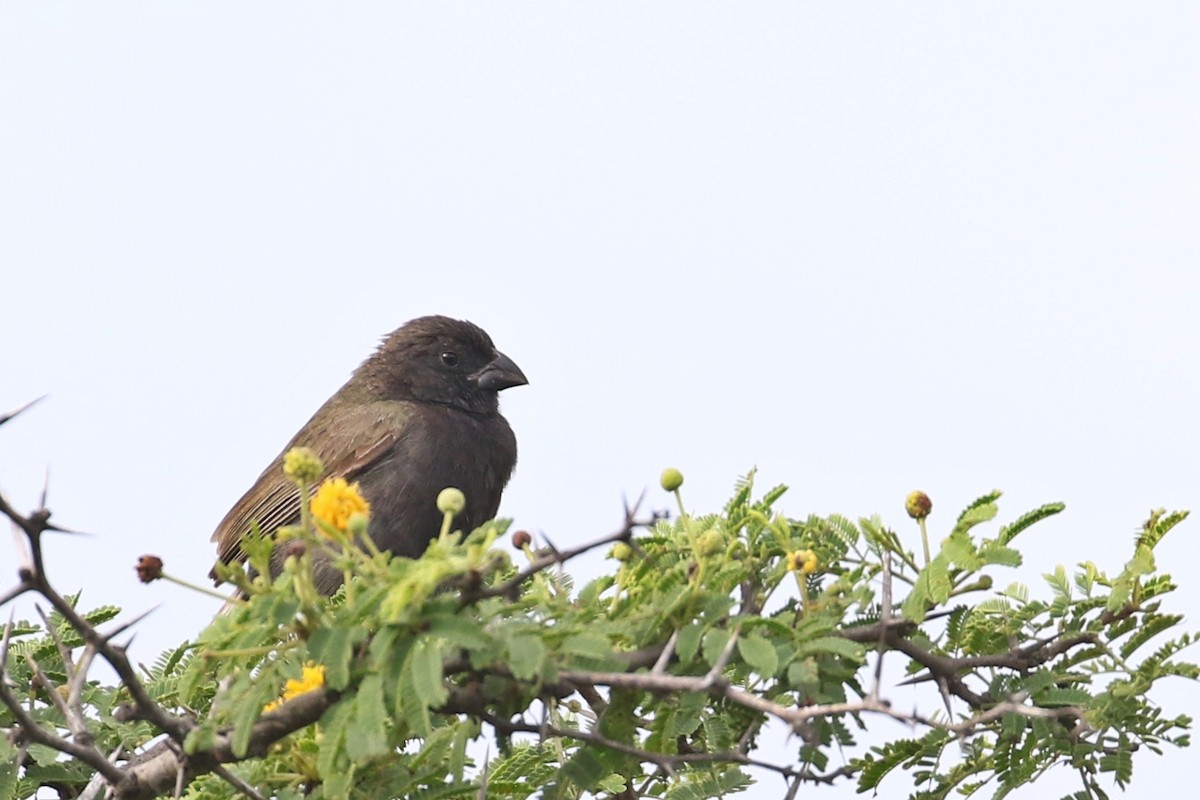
top-left (1, 474), bottom-right (1195, 800)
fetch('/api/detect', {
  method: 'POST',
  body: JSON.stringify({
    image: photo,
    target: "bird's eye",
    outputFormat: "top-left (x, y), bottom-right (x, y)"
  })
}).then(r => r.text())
top-left (441, 351), bottom-right (459, 367)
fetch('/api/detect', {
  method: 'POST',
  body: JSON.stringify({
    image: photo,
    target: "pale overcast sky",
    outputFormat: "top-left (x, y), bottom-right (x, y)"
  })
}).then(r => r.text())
top-left (2, 4), bottom-right (1197, 798)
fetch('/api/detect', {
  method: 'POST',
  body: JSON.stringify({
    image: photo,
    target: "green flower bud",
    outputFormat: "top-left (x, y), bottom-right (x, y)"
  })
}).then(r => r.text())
top-left (283, 447), bottom-right (324, 484)
top-left (695, 528), bottom-right (724, 557)
top-left (660, 467), bottom-right (684, 492)
top-left (905, 491), bottom-right (933, 520)
top-left (611, 542), bottom-right (633, 562)
top-left (346, 512), bottom-right (369, 538)
top-left (437, 487), bottom-right (466, 516)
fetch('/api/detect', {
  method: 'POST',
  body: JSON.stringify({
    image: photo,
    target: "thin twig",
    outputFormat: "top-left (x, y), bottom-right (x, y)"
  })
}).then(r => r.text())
top-left (871, 551), bottom-right (892, 702)
top-left (0, 619), bottom-right (126, 785)
top-left (211, 763), bottom-right (267, 800)
top-left (461, 502), bottom-right (656, 603)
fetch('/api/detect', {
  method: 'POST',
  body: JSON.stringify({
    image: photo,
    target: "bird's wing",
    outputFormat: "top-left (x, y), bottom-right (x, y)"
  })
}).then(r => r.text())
top-left (210, 401), bottom-right (412, 571)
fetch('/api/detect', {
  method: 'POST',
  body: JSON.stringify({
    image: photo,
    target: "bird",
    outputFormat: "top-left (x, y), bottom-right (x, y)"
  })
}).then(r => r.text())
top-left (210, 315), bottom-right (527, 595)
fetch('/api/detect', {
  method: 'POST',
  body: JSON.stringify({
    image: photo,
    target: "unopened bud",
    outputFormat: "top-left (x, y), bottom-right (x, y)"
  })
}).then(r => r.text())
top-left (135, 555), bottom-right (164, 583)
top-left (905, 491), bottom-right (933, 520)
top-left (283, 447), bottom-right (324, 483)
top-left (437, 487), bottom-right (466, 516)
top-left (660, 468), bottom-right (684, 492)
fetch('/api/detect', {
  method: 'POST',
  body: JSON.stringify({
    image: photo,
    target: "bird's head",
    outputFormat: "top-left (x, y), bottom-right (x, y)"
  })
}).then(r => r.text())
top-left (362, 316), bottom-right (527, 415)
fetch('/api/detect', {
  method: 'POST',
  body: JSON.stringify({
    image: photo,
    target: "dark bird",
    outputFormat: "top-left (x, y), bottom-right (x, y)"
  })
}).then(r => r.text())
top-left (210, 315), bottom-right (527, 594)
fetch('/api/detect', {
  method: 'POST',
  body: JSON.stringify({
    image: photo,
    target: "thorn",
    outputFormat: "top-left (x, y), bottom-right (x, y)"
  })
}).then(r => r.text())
top-left (39, 466), bottom-right (50, 509)
top-left (44, 522), bottom-right (90, 536)
top-left (623, 489), bottom-right (647, 523)
top-left (0, 396), bottom-right (47, 427)
top-left (101, 605), bottom-right (159, 642)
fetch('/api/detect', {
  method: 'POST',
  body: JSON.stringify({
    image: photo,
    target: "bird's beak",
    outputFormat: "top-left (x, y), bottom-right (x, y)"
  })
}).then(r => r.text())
top-left (471, 351), bottom-right (528, 392)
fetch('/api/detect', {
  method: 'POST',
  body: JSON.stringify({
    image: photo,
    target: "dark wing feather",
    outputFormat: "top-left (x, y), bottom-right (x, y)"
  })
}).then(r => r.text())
top-left (210, 400), bottom-right (413, 572)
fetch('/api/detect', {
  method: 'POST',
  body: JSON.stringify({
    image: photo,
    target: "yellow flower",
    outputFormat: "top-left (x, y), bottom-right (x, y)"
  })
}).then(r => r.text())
top-left (310, 477), bottom-right (371, 533)
top-left (263, 664), bottom-right (326, 712)
top-left (786, 549), bottom-right (818, 575)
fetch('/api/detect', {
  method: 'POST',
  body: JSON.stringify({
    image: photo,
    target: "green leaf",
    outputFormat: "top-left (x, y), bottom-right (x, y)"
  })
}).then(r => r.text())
top-left (795, 637), bottom-right (866, 661)
top-left (1076, 561), bottom-right (1099, 595)
top-left (397, 661), bottom-right (433, 738)
top-left (559, 745), bottom-right (607, 791)
top-left (676, 623), bottom-right (703, 663)
top-left (1001, 582), bottom-right (1029, 602)
top-left (1120, 614), bottom-right (1183, 660)
top-left (1001, 711), bottom-right (1025, 738)
top-left (596, 773), bottom-right (628, 793)
top-left (902, 569), bottom-right (932, 623)
top-left (1044, 565), bottom-right (1071, 600)
top-left (561, 631), bottom-right (613, 660)
top-left (927, 556), bottom-right (953, 603)
top-left (1107, 576), bottom-right (1133, 613)
top-left (427, 614), bottom-right (489, 650)
top-left (952, 502), bottom-right (999, 537)
top-left (1127, 544), bottom-right (1156, 577)
top-left (345, 673), bottom-right (389, 760)
top-left (787, 657), bottom-right (819, 690)
top-left (1037, 687), bottom-right (1092, 707)
top-left (943, 532), bottom-right (982, 571)
top-left (410, 637), bottom-right (449, 709)
top-left (737, 634), bottom-right (779, 677)
top-left (0, 749), bottom-right (16, 800)
top-left (323, 762), bottom-right (355, 800)
top-left (664, 766), bottom-right (753, 799)
top-left (979, 543), bottom-right (1023, 567)
top-left (308, 625), bottom-right (368, 691)
top-left (702, 628), bottom-right (732, 668)
top-left (508, 632), bottom-right (546, 681)
top-left (957, 491), bottom-right (1002, 523)
top-left (997, 502), bottom-right (1065, 545)
top-left (1099, 749), bottom-right (1133, 787)
top-left (317, 698), bottom-right (354, 777)
top-left (664, 692), bottom-right (706, 739)
top-left (1136, 508), bottom-right (1189, 550)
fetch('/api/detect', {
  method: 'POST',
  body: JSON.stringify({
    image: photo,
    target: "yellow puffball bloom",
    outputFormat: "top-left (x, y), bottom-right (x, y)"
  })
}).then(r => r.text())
top-left (310, 477), bottom-right (371, 533)
top-left (786, 549), bottom-right (819, 575)
top-left (264, 664), bottom-right (327, 712)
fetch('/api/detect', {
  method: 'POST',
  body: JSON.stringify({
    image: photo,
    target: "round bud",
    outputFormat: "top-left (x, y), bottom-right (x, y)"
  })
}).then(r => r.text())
top-left (511, 530), bottom-right (532, 549)
top-left (135, 555), bottom-right (164, 583)
top-left (695, 528), bottom-right (725, 557)
top-left (346, 512), bottom-right (369, 538)
top-left (611, 542), bottom-right (633, 562)
top-left (437, 487), bottom-right (466, 516)
top-left (283, 447), bottom-right (324, 484)
top-left (905, 491), bottom-right (933, 520)
top-left (660, 467), bottom-right (684, 492)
